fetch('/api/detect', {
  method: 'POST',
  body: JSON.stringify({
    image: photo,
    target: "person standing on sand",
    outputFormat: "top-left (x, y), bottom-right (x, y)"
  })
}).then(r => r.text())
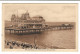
top-left (10, 45), bottom-right (13, 49)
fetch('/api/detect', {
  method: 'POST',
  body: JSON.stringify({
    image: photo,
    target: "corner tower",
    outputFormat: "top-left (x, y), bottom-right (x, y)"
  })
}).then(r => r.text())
top-left (25, 10), bottom-right (30, 20)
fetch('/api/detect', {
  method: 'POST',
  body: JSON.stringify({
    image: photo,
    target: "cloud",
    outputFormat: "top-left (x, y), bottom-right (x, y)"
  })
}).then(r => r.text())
top-left (3, 4), bottom-right (77, 22)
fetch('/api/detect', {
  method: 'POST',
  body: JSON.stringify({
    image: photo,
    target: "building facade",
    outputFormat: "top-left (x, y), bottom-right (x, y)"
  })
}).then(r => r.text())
top-left (11, 11), bottom-right (45, 29)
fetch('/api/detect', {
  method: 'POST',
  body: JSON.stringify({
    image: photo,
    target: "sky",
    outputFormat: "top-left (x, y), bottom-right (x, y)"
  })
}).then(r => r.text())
top-left (2, 3), bottom-right (78, 22)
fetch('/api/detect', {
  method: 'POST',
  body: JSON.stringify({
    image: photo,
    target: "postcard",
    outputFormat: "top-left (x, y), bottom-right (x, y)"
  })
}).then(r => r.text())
top-left (2, 3), bottom-right (78, 52)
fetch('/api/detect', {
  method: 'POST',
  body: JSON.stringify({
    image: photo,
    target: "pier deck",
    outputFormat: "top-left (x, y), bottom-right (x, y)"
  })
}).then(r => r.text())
top-left (5, 24), bottom-right (73, 34)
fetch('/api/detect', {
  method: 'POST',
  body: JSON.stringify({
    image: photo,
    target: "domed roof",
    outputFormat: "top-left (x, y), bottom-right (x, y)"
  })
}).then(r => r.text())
top-left (25, 10), bottom-right (29, 15)
top-left (12, 14), bottom-right (16, 16)
top-left (11, 14), bottom-right (16, 18)
top-left (32, 15), bottom-right (43, 18)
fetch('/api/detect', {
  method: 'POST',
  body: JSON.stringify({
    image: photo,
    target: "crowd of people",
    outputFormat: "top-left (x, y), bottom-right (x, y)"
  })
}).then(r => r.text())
top-left (5, 40), bottom-right (64, 49)
top-left (5, 40), bottom-right (36, 49)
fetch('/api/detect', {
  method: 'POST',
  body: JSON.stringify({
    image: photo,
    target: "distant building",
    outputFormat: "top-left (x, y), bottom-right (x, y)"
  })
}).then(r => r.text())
top-left (11, 11), bottom-right (45, 29)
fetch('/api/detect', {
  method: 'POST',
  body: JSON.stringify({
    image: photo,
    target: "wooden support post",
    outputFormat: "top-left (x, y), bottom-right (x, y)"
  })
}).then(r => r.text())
top-left (18, 30), bottom-right (19, 34)
top-left (12, 30), bottom-right (13, 33)
top-left (62, 27), bottom-right (64, 30)
top-left (20, 30), bottom-right (21, 34)
top-left (22, 30), bottom-right (23, 33)
top-left (65, 26), bottom-right (67, 30)
top-left (26, 30), bottom-right (27, 33)
top-left (15, 30), bottom-right (16, 34)
top-left (60, 27), bottom-right (61, 30)
top-left (14, 30), bottom-right (15, 34)
top-left (57, 27), bottom-right (58, 30)
top-left (20, 30), bottom-right (22, 34)
top-left (39, 30), bottom-right (40, 32)
top-left (25, 30), bottom-right (26, 34)
top-left (59, 26), bottom-right (61, 30)
top-left (64, 26), bottom-right (65, 30)
top-left (10, 30), bottom-right (11, 34)
top-left (70, 26), bottom-right (72, 30)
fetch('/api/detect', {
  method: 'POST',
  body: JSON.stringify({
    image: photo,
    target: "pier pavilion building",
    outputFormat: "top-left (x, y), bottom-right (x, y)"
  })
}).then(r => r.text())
top-left (11, 11), bottom-right (45, 29)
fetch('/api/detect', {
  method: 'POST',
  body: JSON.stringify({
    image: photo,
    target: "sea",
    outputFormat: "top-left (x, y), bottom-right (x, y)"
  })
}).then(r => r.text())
top-left (5, 22), bottom-right (76, 49)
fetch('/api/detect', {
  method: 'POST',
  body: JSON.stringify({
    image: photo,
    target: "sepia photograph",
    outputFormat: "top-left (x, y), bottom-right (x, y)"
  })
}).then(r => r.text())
top-left (2, 3), bottom-right (78, 51)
